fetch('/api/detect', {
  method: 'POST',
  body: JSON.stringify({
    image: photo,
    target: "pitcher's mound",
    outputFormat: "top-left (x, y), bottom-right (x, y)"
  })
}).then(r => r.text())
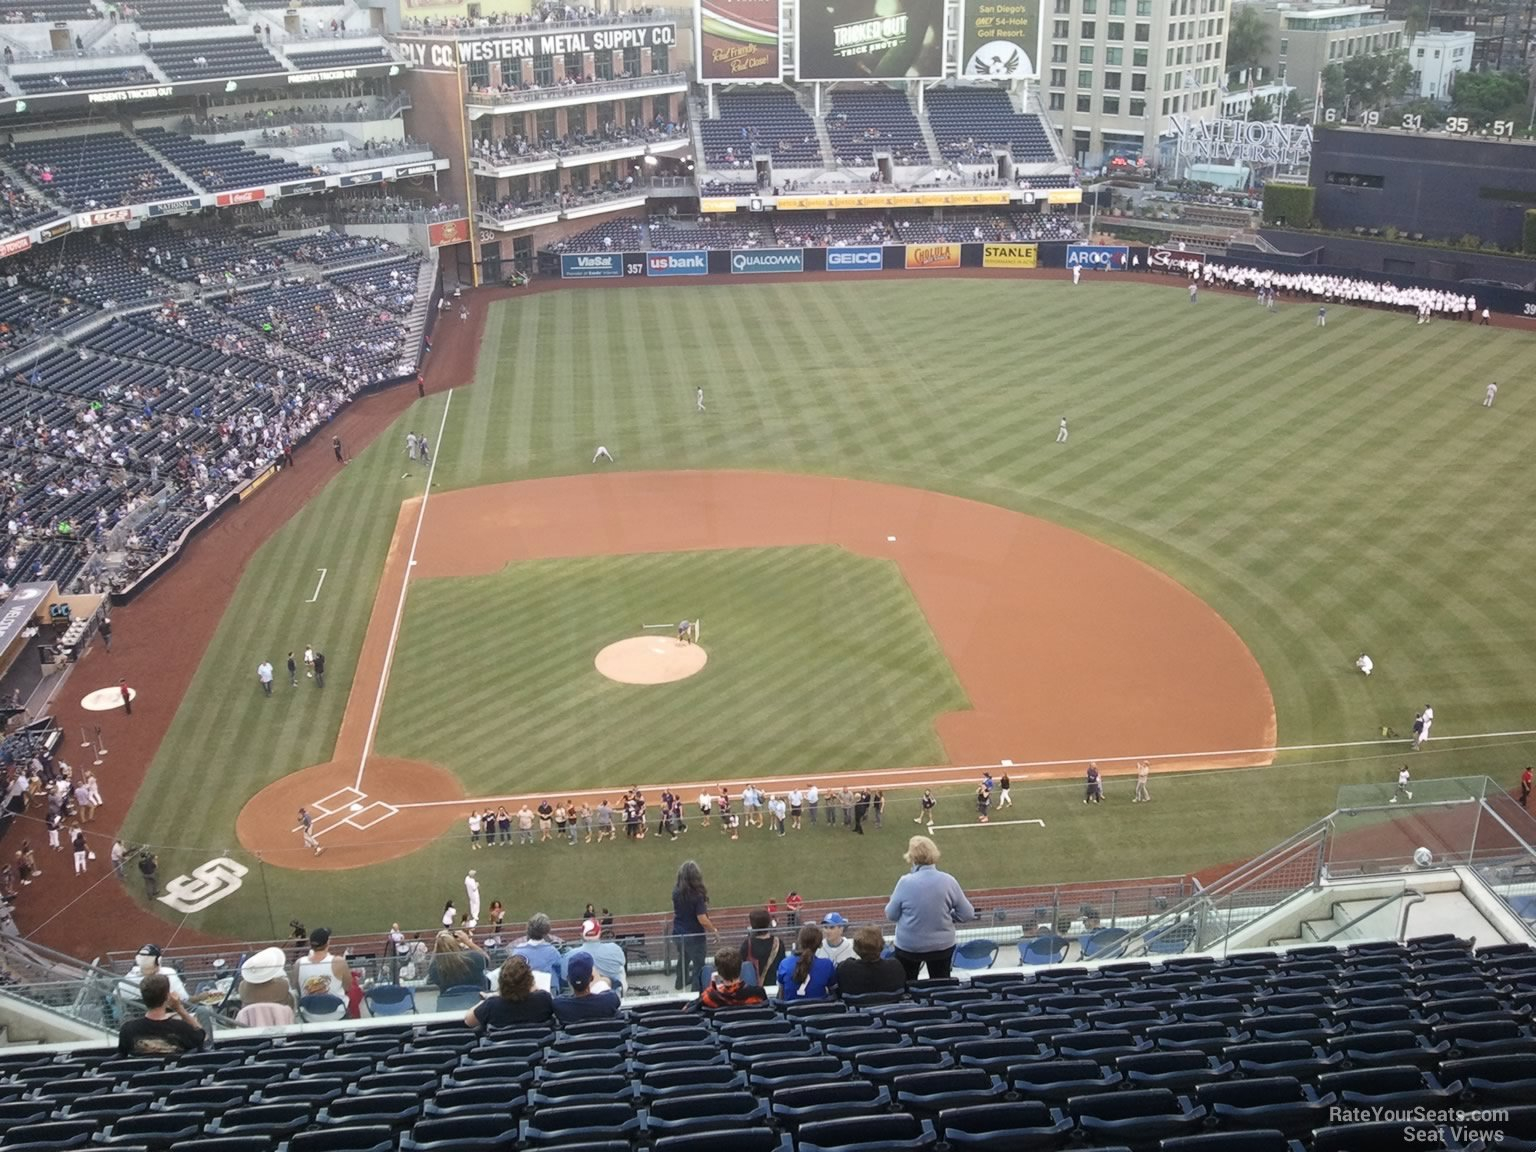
top-left (596, 636), bottom-right (708, 684)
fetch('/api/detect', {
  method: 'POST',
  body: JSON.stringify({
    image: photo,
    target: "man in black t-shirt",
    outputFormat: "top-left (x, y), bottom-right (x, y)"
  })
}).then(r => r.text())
top-left (117, 973), bottom-right (206, 1056)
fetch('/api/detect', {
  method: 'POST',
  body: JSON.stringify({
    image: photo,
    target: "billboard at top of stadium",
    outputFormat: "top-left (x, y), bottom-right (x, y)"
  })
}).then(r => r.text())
top-left (959, 0), bottom-right (1042, 81)
top-left (698, 0), bottom-right (785, 81)
top-left (795, 0), bottom-right (947, 80)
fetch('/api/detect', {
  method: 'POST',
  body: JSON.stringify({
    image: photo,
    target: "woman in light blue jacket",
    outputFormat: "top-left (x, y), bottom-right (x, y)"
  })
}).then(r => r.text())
top-left (884, 835), bottom-right (976, 980)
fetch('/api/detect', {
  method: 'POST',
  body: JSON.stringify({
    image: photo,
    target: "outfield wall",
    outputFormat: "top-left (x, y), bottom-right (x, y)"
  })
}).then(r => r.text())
top-left (546, 240), bottom-right (1536, 317)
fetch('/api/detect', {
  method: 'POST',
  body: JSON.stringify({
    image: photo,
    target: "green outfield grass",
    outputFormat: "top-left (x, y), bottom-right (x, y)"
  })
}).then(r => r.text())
top-left (374, 546), bottom-right (967, 790)
top-left (120, 278), bottom-right (1536, 939)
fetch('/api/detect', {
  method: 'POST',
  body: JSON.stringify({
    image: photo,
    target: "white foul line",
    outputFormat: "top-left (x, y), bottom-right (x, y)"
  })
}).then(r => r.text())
top-left (928, 819), bottom-right (1046, 832)
top-left (306, 568), bottom-right (328, 604)
top-left (354, 390), bottom-right (453, 792)
top-left (384, 726), bottom-right (1536, 810)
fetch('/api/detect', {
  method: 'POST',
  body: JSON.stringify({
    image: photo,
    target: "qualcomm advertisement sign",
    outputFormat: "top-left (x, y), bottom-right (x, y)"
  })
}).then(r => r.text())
top-left (826, 246), bottom-right (884, 271)
top-left (1066, 244), bottom-right (1129, 268)
top-left (646, 250), bottom-right (708, 276)
top-left (561, 253), bottom-right (623, 279)
top-left (731, 248), bottom-right (804, 274)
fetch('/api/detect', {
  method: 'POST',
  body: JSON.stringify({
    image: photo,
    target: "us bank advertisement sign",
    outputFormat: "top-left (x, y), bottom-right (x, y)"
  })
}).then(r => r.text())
top-left (826, 246), bottom-right (885, 271)
top-left (796, 0), bottom-right (946, 80)
top-left (647, 251), bottom-right (709, 276)
top-left (961, 0), bottom-right (1040, 79)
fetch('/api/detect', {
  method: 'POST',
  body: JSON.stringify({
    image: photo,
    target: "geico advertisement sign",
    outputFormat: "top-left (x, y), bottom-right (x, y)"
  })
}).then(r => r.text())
top-left (982, 244), bottom-right (1038, 269)
top-left (730, 248), bottom-right (804, 274)
top-left (1066, 244), bottom-right (1129, 268)
top-left (826, 246), bottom-right (884, 271)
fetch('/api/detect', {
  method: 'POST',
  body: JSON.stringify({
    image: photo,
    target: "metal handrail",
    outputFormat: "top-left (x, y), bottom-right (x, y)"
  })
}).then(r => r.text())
top-left (466, 71), bottom-right (687, 106)
top-left (1314, 887), bottom-right (1424, 944)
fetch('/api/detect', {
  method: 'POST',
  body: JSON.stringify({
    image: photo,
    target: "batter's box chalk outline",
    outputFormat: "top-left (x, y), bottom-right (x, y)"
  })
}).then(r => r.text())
top-left (342, 802), bottom-right (399, 832)
top-left (311, 786), bottom-right (366, 817)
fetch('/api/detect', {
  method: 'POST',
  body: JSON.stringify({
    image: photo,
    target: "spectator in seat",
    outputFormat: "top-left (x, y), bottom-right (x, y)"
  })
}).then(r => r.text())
top-left (818, 912), bottom-right (856, 965)
top-left (552, 952), bottom-right (620, 1024)
top-left (511, 912), bottom-right (561, 981)
top-left (465, 955), bottom-right (554, 1028)
top-left (691, 946), bottom-right (768, 1011)
top-left (570, 917), bottom-right (627, 993)
top-left (117, 972), bottom-right (206, 1055)
top-left (428, 928), bottom-right (489, 991)
top-left (293, 926), bottom-right (351, 1000)
top-left (739, 907), bottom-right (783, 988)
top-left (836, 926), bottom-right (908, 996)
top-left (117, 943), bottom-right (189, 1004)
top-left (236, 946), bottom-right (295, 1027)
top-left (777, 925), bottom-right (838, 1002)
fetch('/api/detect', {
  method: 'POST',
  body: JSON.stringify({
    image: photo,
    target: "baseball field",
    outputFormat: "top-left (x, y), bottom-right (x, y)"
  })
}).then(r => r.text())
top-left (102, 276), bottom-right (1536, 942)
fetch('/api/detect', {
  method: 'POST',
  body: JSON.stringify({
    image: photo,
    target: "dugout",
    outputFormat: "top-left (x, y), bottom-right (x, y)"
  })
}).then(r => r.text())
top-left (0, 582), bottom-right (105, 727)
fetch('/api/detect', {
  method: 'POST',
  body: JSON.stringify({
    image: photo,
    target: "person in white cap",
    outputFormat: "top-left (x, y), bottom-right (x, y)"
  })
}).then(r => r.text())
top-left (464, 870), bottom-right (481, 928)
top-left (817, 913), bottom-right (857, 965)
top-left (569, 918), bottom-right (628, 993)
top-left (236, 947), bottom-right (295, 1027)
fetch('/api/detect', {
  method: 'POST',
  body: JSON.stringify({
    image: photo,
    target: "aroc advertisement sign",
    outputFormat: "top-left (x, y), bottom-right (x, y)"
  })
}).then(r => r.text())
top-left (698, 0), bottom-right (784, 81)
top-left (960, 0), bottom-right (1040, 79)
top-left (1066, 244), bottom-right (1128, 268)
top-left (796, 0), bottom-right (946, 80)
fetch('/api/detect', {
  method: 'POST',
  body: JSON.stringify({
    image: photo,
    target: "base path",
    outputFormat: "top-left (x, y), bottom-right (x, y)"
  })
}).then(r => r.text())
top-left (237, 470), bottom-right (1275, 868)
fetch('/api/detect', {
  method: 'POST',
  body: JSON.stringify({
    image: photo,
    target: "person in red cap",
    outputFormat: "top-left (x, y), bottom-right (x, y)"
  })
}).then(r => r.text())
top-left (119, 680), bottom-right (132, 715)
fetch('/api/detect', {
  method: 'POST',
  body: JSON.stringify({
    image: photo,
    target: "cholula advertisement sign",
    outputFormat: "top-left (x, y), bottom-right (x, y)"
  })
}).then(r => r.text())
top-left (960, 0), bottom-right (1040, 79)
top-left (698, 0), bottom-right (784, 80)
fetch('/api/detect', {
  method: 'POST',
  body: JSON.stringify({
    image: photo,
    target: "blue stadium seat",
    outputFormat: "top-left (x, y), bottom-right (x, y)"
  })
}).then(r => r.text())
top-left (935, 1100), bottom-right (1073, 1150)
top-left (635, 1066), bottom-right (746, 1101)
top-left (422, 1085), bottom-right (529, 1118)
top-left (768, 1081), bottom-right (891, 1129)
top-left (1082, 929), bottom-right (1130, 960)
top-left (1311, 1120), bottom-right (1453, 1151)
top-left (952, 1038), bottom-right (1048, 1074)
top-left (317, 1094), bottom-right (421, 1128)
top-left (1007, 1060), bottom-right (1122, 1102)
top-left (522, 1102), bottom-right (641, 1145)
top-left (1441, 1053), bottom-right (1536, 1103)
top-left (643, 1091), bottom-right (768, 1134)
top-left (298, 995), bottom-right (348, 1023)
top-left (1314, 1065), bottom-right (1461, 1108)
top-left (853, 1046), bottom-right (953, 1083)
top-left (953, 940), bottom-right (1000, 970)
top-left (432, 986), bottom-right (484, 1013)
top-left (1195, 1076), bottom-right (1335, 1138)
top-left (1019, 936), bottom-right (1071, 966)
top-left (286, 1127), bottom-right (395, 1152)
top-left (650, 1132), bottom-right (789, 1152)
top-left (1068, 1087), bottom-right (1206, 1145)
top-left (746, 1056), bottom-right (849, 1092)
top-left (400, 1115), bottom-right (519, 1152)
top-left (1117, 1052), bottom-right (1233, 1091)
top-left (363, 985), bottom-right (417, 1016)
top-left (891, 1069), bottom-right (1004, 1116)
top-left (1160, 1132), bottom-right (1306, 1152)
top-left (528, 1077), bottom-right (631, 1109)
top-left (795, 1113), bottom-right (936, 1152)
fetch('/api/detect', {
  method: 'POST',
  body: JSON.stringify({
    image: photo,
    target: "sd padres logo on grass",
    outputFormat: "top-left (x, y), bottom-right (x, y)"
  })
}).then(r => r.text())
top-left (158, 857), bottom-right (249, 914)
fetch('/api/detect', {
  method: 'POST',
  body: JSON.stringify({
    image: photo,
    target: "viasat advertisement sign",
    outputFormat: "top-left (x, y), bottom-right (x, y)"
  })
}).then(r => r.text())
top-left (561, 253), bottom-right (624, 278)
top-left (904, 243), bottom-right (961, 269)
top-left (730, 248), bottom-right (804, 274)
top-left (826, 246), bottom-right (884, 271)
